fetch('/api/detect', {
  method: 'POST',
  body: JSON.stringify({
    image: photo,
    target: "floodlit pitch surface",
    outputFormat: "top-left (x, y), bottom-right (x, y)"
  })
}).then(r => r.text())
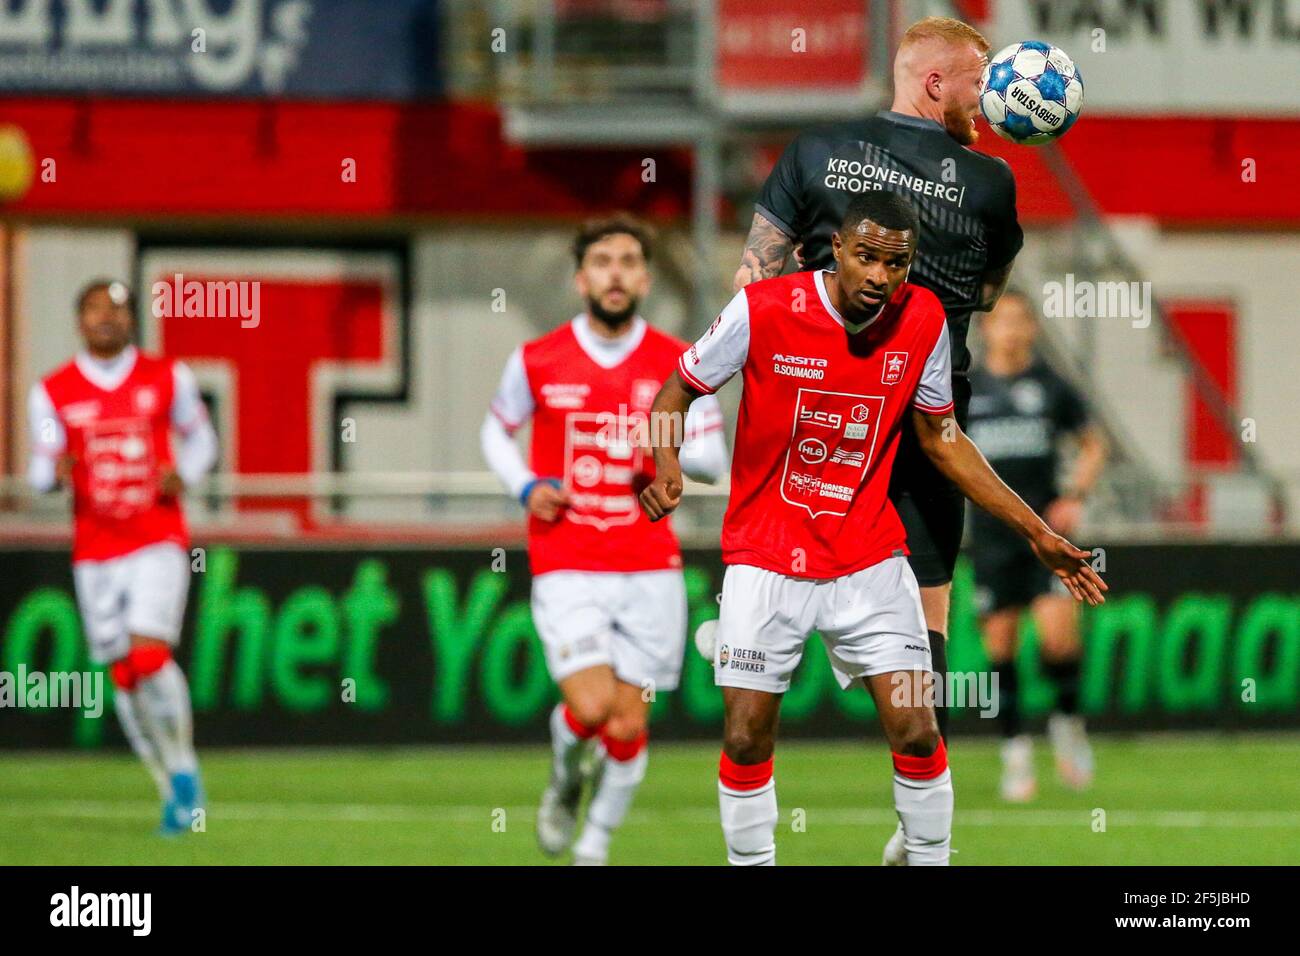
top-left (2, 735), bottom-right (1296, 865)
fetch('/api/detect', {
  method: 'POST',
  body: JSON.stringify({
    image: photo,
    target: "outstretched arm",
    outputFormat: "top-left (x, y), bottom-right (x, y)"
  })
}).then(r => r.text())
top-left (639, 371), bottom-right (702, 521)
top-left (733, 212), bottom-right (795, 292)
top-left (912, 409), bottom-right (1108, 606)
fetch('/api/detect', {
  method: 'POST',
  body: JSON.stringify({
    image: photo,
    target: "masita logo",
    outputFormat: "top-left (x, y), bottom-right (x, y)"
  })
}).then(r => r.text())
top-left (50, 886), bottom-right (151, 936)
top-left (773, 353), bottom-right (827, 381)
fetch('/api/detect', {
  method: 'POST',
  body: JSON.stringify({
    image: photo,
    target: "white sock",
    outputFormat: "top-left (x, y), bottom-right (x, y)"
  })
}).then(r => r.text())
top-left (574, 743), bottom-right (647, 861)
top-left (550, 704), bottom-right (596, 791)
top-left (894, 768), bottom-right (954, 865)
top-left (113, 689), bottom-right (172, 800)
top-left (719, 776), bottom-right (778, 866)
top-left (135, 661), bottom-right (199, 776)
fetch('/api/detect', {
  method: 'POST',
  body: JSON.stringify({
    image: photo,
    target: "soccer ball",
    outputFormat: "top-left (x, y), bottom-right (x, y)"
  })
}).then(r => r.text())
top-left (980, 41), bottom-right (1084, 145)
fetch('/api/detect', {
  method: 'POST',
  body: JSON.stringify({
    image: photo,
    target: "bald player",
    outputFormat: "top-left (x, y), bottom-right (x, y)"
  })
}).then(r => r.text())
top-left (733, 16), bottom-right (1024, 864)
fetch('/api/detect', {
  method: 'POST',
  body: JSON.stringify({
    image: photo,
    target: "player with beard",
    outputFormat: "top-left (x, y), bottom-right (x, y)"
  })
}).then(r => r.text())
top-left (481, 213), bottom-right (729, 864)
top-left (733, 17), bottom-right (1023, 862)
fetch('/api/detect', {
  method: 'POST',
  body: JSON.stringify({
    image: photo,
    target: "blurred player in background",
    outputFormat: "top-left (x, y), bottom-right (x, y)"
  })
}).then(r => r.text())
top-left (481, 214), bottom-right (729, 865)
top-left (643, 193), bottom-right (1104, 866)
top-left (734, 14), bottom-right (1021, 865)
top-left (968, 291), bottom-right (1108, 801)
top-left (735, 16), bottom-right (1022, 760)
top-left (27, 280), bottom-right (218, 834)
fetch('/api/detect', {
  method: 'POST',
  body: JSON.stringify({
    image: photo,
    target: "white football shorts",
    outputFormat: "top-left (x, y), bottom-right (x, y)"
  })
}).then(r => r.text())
top-left (714, 557), bottom-right (931, 693)
top-left (531, 569), bottom-right (687, 691)
top-left (72, 542), bottom-right (191, 665)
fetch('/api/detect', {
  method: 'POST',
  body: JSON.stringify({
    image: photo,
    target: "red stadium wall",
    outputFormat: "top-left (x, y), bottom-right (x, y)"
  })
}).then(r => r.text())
top-left (2, 98), bottom-right (1299, 226)
top-left (0, 99), bottom-right (694, 221)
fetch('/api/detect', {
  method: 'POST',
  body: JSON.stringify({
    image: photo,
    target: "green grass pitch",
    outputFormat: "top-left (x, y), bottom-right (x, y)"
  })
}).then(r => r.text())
top-left (2, 734), bottom-right (1297, 865)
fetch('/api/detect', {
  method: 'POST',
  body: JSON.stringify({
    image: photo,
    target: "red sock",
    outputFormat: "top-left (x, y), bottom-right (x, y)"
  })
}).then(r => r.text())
top-left (892, 738), bottom-right (949, 780)
top-left (719, 751), bottom-right (774, 791)
top-left (562, 704), bottom-right (602, 740)
top-left (127, 644), bottom-right (171, 680)
top-left (601, 730), bottom-right (648, 762)
top-left (109, 658), bottom-right (136, 691)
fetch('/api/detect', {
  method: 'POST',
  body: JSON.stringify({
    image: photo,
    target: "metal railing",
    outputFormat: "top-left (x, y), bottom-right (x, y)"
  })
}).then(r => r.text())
top-left (1, 470), bottom-right (1291, 544)
top-left (0, 472), bottom-right (733, 546)
top-left (1035, 143), bottom-right (1289, 531)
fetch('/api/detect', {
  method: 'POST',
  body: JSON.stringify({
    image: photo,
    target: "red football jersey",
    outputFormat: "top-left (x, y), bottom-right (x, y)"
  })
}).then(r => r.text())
top-left (514, 321), bottom-right (692, 575)
top-left (679, 270), bottom-right (953, 580)
top-left (41, 352), bottom-right (188, 562)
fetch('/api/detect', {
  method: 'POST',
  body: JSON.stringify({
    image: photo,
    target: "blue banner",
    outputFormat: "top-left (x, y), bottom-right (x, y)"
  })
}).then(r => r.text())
top-left (0, 0), bottom-right (442, 99)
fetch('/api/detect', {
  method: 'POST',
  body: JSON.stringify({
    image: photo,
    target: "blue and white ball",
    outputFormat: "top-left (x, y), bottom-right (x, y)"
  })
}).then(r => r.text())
top-left (980, 41), bottom-right (1084, 145)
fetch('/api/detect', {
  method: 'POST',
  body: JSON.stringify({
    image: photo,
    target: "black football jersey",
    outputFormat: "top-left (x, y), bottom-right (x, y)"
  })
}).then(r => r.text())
top-left (756, 111), bottom-right (1023, 376)
top-left (966, 359), bottom-right (1088, 539)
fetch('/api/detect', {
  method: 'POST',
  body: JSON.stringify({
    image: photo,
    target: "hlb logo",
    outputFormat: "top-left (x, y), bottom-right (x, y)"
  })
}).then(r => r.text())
top-left (798, 437), bottom-right (828, 464)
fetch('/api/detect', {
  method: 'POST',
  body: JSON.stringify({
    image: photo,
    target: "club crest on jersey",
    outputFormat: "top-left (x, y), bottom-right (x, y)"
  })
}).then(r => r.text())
top-left (882, 352), bottom-right (908, 385)
top-left (631, 378), bottom-right (659, 411)
top-left (133, 387), bottom-right (158, 414)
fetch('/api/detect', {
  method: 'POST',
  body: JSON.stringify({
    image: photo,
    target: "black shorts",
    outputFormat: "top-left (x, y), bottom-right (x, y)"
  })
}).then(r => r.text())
top-left (969, 532), bottom-right (1063, 614)
top-left (889, 376), bottom-right (971, 587)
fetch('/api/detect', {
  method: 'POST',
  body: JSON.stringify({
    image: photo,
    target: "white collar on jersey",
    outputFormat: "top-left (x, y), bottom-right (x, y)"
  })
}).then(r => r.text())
top-left (816, 270), bottom-right (884, 333)
top-left (75, 344), bottom-right (138, 392)
top-left (570, 313), bottom-right (648, 369)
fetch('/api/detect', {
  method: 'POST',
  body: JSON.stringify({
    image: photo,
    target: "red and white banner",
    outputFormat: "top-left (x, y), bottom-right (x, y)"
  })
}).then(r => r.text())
top-left (713, 0), bottom-right (877, 115)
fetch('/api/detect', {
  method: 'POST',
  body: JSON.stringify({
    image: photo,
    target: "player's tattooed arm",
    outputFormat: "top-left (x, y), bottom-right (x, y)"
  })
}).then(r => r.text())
top-left (733, 212), bottom-right (796, 292)
top-left (911, 408), bottom-right (1108, 606)
top-left (639, 371), bottom-right (701, 521)
top-left (976, 260), bottom-right (1016, 312)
